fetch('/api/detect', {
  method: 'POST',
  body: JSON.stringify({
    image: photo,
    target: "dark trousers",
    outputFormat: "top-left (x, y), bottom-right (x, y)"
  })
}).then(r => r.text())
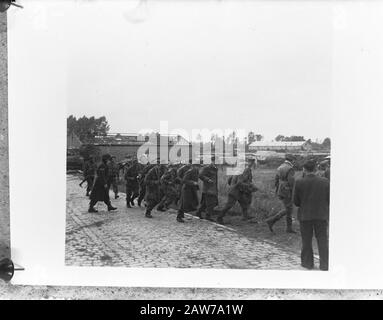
top-left (137, 186), bottom-right (146, 206)
top-left (126, 184), bottom-right (139, 205)
top-left (219, 195), bottom-right (250, 219)
top-left (109, 176), bottom-right (119, 196)
top-left (158, 191), bottom-right (177, 210)
top-left (146, 198), bottom-right (161, 215)
top-left (197, 193), bottom-right (218, 218)
top-left (299, 220), bottom-right (329, 271)
top-left (89, 199), bottom-right (111, 208)
top-left (86, 176), bottom-right (94, 195)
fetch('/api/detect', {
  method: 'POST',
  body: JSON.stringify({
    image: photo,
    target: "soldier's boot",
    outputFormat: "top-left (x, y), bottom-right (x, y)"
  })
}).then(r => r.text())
top-left (88, 206), bottom-right (98, 213)
top-left (156, 201), bottom-right (166, 212)
top-left (145, 210), bottom-right (153, 218)
top-left (107, 203), bottom-right (117, 212)
top-left (195, 208), bottom-right (203, 219)
top-left (130, 199), bottom-right (135, 207)
top-left (137, 194), bottom-right (144, 207)
top-left (286, 217), bottom-right (296, 234)
top-left (126, 201), bottom-right (132, 208)
top-left (176, 211), bottom-right (185, 223)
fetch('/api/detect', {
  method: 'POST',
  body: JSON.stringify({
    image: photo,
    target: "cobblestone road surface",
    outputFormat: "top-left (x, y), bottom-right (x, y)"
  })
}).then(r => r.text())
top-left (66, 175), bottom-right (303, 269)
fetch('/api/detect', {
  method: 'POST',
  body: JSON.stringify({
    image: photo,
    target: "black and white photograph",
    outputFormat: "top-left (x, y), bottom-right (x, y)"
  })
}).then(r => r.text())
top-left (62, 0), bottom-right (331, 271)
top-left (2, 0), bottom-right (383, 294)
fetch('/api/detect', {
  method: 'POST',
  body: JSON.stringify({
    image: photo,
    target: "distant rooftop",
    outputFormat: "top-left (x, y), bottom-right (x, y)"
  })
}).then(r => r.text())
top-left (93, 133), bottom-right (189, 146)
top-left (249, 141), bottom-right (308, 147)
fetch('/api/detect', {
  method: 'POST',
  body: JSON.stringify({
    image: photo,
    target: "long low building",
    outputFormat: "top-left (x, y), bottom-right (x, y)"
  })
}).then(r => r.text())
top-left (248, 140), bottom-right (312, 152)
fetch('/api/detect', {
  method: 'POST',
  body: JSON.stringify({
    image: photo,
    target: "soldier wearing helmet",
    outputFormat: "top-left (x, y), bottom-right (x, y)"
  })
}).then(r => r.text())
top-left (266, 153), bottom-right (297, 233)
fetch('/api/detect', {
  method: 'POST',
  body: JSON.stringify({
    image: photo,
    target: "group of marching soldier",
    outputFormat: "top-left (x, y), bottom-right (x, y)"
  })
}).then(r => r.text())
top-left (81, 153), bottom-right (330, 229)
top-left (82, 154), bottom-right (259, 224)
top-left (81, 153), bottom-right (330, 269)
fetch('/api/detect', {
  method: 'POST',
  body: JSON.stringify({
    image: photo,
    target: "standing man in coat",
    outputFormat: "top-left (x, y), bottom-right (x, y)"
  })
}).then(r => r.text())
top-left (196, 156), bottom-right (218, 221)
top-left (175, 159), bottom-right (193, 205)
top-left (82, 157), bottom-right (97, 197)
top-left (177, 164), bottom-right (200, 223)
top-left (124, 159), bottom-right (140, 208)
top-left (88, 154), bottom-right (117, 213)
top-left (266, 154), bottom-right (297, 233)
top-left (144, 164), bottom-right (166, 218)
top-left (108, 156), bottom-right (120, 199)
top-left (217, 158), bottom-right (258, 224)
top-left (293, 159), bottom-right (330, 271)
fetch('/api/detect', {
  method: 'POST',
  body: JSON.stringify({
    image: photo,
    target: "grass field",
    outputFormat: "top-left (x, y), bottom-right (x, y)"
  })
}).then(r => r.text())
top-left (215, 166), bottom-right (284, 220)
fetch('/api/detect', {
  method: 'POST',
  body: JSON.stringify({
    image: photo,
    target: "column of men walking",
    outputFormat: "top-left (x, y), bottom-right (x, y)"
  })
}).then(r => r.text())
top-left (81, 153), bottom-right (330, 270)
top-left (82, 154), bottom-right (258, 224)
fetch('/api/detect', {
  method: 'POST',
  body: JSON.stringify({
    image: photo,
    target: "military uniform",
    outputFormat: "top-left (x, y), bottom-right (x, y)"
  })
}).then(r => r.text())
top-left (196, 164), bottom-right (218, 220)
top-left (108, 159), bottom-right (120, 199)
top-left (218, 167), bottom-right (258, 224)
top-left (175, 164), bottom-right (192, 204)
top-left (144, 165), bottom-right (166, 218)
top-left (177, 166), bottom-right (200, 222)
top-left (137, 164), bottom-right (155, 207)
top-left (89, 157), bottom-right (117, 212)
top-left (157, 167), bottom-right (178, 211)
top-left (83, 159), bottom-right (97, 196)
top-left (124, 161), bottom-right (140, 208)
top-left (317, 160), bottom-right (330, 181)
top-left (266, 159), bottom-right (296, 233)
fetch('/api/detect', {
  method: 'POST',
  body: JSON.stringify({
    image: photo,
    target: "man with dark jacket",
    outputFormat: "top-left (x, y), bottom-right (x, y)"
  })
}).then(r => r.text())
top-left (175, 160), bottom-right (193, 205)
top-left (293, 159), bottom-right (330, 271)
top-left (124, 160), bottom-right (140, 208)
top-left (196, 156), bottom-right (218, 221)
top-left (82, 157), bottom-right (97, 197)
top-left (144, 164), bottom-right (166, 218)
top-left (108, 156), bottom-right (120, 199)
top-left (88, 154), bottom-right (117, 213)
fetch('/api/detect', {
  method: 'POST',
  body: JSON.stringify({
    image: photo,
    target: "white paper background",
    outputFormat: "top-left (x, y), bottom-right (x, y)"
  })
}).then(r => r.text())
top-left (7, 0), bottom-right (383, 288)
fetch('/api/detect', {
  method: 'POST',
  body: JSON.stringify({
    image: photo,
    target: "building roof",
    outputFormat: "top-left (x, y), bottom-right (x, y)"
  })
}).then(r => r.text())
top-left (93, 133), bottom-right (189, 146)
top-left (249, 141), bottom-right (308, 148)
top-left (93, 133), bottom-right (145, 145)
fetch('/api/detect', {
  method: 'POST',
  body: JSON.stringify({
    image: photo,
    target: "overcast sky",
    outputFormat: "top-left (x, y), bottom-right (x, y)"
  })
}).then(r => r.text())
top-left (11, 0), bottom-right (332, 142)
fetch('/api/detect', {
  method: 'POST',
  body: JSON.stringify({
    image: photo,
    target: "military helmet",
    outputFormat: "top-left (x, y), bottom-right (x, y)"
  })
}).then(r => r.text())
top-left (102, 154), bottom-right (112, 162)
top-left (303, 159), bottom-right (317, 172)
top-left (285, 153), bottom-right (296, 161)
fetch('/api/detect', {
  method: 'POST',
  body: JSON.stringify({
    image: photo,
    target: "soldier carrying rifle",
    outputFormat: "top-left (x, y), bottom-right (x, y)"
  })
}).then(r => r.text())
top-left (217, 158), bottom-right (258, 225)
